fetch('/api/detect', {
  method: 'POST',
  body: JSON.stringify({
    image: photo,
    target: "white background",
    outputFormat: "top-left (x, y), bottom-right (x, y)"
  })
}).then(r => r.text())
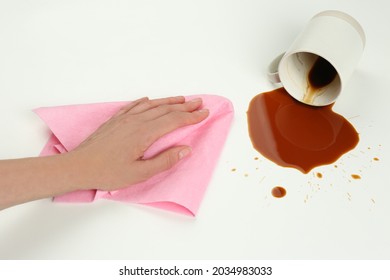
top-left (0, 0), bottom-right (389, 259)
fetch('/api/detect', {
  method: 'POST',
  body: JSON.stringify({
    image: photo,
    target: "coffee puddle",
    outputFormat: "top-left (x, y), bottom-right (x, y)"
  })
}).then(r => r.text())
top-left (247, 87), bottom-right (359, 173)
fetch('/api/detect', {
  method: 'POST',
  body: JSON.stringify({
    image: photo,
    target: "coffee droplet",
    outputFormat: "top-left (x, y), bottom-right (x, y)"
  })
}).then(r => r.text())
top-left (272, 186), bottom-right (286, 198)
top-left (247, 88), bottom-right (359, 173)
top-left (351, 174), bottom-right (361, 180)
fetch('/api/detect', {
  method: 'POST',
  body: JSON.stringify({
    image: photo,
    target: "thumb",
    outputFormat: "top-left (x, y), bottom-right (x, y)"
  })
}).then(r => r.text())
top-left (137, 146), bottom-right (192, 179)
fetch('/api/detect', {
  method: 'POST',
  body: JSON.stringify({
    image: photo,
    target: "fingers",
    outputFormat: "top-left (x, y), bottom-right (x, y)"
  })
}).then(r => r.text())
top-left (116, 95), bottom-right (209, 153)
top-left (116, 96), bottom-right (204, 121)
top-left (114, 97), bottom-right (149, 117)
top-left (135, 146), bottom-right (192, 181)
top-left (128, 96), bottom-right (185, 115)
top-left (143, 109), bottom-right (209, 147)
top-left (140, 98), bottom-right (204, 120)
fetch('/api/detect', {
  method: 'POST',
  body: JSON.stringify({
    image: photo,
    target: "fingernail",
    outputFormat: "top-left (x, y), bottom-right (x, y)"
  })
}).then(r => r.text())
top-left (179, 147), bottom-right (192, 159)
top-left (197, 109), bottom-right (209, 114)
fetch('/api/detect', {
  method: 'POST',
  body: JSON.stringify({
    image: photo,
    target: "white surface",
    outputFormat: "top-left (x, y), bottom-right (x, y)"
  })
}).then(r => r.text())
top-left (0, 0), bottom-right (389, 259)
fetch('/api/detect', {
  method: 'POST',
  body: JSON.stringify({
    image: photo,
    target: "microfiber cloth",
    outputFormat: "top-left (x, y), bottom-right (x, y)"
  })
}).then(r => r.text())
top-left (34, 95), bottom-right (234, 216)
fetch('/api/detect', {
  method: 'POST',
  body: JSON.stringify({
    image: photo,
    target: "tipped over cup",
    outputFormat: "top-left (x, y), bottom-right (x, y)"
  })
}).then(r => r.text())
top-left (268, 10), bottom-right (366, 106)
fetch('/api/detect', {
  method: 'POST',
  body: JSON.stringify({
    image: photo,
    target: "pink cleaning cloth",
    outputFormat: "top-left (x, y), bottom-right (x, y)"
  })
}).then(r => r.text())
top-left (34, 95), bottom-right (234, 216)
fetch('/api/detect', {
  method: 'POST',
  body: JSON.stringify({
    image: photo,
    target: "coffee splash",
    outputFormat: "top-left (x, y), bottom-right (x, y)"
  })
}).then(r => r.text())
top-left (247, 87), bottom-right (359, 173)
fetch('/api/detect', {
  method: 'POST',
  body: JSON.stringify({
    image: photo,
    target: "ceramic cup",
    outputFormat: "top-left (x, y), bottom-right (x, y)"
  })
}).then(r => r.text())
top-left (268, 10), bottom-right (366, 106)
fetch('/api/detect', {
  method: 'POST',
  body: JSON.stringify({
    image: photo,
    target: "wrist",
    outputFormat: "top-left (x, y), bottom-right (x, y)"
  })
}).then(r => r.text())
top-left (40, 153), bottom-right (89, 194)
top-left (60, 150), bottom-right (101, 191)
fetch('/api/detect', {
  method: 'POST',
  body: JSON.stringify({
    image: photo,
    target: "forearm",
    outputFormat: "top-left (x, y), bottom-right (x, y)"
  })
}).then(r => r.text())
top-left (0, 154), bottom-right (83, 210)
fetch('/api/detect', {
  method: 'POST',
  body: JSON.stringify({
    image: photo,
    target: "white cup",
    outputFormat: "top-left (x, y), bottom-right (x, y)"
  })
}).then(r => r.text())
top-left (268, 10), bottom-right (366, 106)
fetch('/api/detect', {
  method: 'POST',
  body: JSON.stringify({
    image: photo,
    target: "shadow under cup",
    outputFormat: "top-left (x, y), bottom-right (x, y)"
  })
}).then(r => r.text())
top-left (279, 52), bottom-right (342, 106)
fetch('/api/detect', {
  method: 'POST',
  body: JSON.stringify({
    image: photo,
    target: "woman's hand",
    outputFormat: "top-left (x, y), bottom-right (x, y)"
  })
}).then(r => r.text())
top-left (66, 96), bottom-right (209, 190)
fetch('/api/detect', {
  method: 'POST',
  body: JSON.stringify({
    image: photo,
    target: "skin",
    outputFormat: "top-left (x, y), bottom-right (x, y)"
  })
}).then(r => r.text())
top-left (0, 96), bottom-right (209, 210)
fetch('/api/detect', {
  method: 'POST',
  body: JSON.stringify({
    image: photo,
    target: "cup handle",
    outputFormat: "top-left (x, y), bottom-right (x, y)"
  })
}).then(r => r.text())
top-left (267, 52), bottom-right (285, 84)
